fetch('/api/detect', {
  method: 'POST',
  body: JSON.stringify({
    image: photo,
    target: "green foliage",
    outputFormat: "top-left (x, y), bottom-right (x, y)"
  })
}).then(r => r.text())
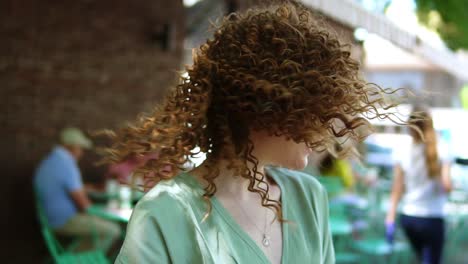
top-left (415, 0), bottom-right (468, 50)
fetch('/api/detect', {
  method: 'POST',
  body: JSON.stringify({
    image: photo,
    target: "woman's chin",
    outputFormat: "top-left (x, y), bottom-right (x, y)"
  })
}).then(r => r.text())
top-left (281, 159), bottom-right (308, 171)
top-left (294, 162), bottom-right (308, 171)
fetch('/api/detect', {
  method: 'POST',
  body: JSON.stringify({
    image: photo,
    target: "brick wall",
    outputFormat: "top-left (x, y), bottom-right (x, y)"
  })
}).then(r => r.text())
top-left (0, 0), bottom-right (184, 261)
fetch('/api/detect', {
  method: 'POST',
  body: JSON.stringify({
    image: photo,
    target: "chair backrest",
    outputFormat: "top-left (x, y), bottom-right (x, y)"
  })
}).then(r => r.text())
top-left (35, 192), bottom-right (110, 264)
top-left (35, 191), bottom-right (63, 261)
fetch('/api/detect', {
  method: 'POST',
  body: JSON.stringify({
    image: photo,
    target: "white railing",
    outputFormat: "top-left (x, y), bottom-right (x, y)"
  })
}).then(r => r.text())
top-left (302, 0), bottom-right (468, 81)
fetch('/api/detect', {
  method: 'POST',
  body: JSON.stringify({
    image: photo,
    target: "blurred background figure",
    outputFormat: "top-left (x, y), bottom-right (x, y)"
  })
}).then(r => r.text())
top-left (319, 151), bottom-right (356, 190)
top-left (106, 153), bottom-right (159, 181)
top-left (104, 152), bottom-right (161, 201)
top-left (386, 109), bottom-right (452, 264)
top-left (34, 127), bottom-right (121, 254)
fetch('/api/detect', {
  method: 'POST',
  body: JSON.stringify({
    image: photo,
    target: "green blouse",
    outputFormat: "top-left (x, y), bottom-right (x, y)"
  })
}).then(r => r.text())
top-left (116, 167), bottom-right (335, 264)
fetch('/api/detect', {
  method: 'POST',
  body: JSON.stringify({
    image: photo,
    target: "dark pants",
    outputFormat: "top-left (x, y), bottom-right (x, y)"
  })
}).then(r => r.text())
top-left (400, 214), bottom-right (445, 264)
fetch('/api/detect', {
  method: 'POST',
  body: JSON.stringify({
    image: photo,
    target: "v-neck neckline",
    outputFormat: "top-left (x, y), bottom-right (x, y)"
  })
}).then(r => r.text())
top-left (181, 167), bottom-right (289, 264)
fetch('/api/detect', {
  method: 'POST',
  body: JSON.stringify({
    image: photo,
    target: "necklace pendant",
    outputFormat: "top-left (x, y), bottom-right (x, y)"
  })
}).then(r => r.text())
top-left (262, 234), bottom-right (271, 247)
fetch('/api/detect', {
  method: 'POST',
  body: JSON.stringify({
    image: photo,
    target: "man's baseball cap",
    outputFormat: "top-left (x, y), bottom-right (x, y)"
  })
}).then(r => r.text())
top-left (60, 127), bottom-right (93, 149)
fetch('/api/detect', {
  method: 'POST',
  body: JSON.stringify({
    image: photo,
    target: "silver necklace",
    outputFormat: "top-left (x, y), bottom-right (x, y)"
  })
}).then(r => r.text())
top-left (234, 198), bottom-right (272, 247)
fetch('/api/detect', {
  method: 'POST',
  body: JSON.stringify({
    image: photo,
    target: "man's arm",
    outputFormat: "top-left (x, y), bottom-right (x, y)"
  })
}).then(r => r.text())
top-left (63, 160), bottom-right (92, 211)
top-left (70, 189), bottom-right (92, 211)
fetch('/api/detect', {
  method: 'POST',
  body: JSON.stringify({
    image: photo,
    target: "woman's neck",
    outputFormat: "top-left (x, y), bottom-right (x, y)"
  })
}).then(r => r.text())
top-left (191, 159), bottom-right (274, 200)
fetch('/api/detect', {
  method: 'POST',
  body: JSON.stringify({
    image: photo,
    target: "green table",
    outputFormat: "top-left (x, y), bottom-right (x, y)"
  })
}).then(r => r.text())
top-left (88, 190), bottom-right (145, 202)
top-left (87, 205), bottom-right (133, 223)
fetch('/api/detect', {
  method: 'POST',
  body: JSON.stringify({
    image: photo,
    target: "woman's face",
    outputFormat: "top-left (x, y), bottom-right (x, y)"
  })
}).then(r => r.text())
top-left (250, 130), bottom-right (312, 170)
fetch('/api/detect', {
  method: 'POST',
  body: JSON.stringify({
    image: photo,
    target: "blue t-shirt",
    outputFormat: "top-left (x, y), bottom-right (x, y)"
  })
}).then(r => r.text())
top-left (34, 146), bottom-right (83, 228)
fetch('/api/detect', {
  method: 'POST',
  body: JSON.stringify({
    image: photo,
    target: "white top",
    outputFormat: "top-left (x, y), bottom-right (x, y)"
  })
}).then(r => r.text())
top-left (395, 143), bottom-right (447, 217)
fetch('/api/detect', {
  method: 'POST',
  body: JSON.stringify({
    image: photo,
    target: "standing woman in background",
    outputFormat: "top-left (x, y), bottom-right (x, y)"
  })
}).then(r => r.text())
top-left (386, 110), bottom-right (452, 264)
top-left (103, 1), bottom-right (403, 263)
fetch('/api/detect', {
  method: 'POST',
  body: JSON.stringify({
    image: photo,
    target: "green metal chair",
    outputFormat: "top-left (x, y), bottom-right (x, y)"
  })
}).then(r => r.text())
top-left (332, 220), bottom-right (360, 264)
top-left (349, 200), bottom-right (413, 263)
top-left (328, 192), bottom-right (361, 263)
top-left (35, 196), bottom-right (109, 264)
top-left (443, 204), bottom-right (468, 263)
top-left (351, 238), bottom-right (412, 264)
top-left (349, 185), bottom-right (413, 264)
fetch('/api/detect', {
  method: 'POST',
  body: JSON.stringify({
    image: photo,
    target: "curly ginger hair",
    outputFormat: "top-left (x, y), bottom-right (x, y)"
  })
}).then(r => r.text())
top-left (101, 1), bottom-right (400, 218)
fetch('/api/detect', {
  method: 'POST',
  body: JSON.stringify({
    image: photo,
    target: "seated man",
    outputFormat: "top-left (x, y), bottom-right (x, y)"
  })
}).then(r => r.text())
top-left (34, 127), bottom-right (121, 253)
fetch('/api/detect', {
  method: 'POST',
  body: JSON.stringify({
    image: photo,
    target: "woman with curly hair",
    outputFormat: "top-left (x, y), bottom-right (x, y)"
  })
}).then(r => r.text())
top-left (107, 1), bottom-right (399, 263)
